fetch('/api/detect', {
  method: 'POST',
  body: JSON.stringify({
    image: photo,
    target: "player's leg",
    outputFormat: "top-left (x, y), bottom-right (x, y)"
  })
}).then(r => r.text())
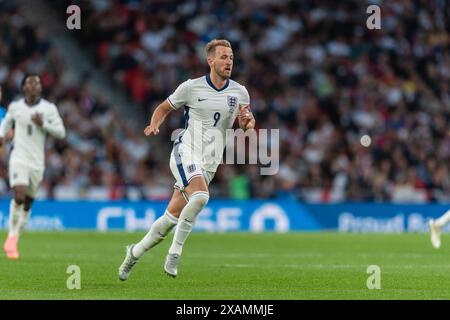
top-left (3, 162), bottom-right (30, 258)
top-left (132, 189), bottom-right (186, 257)
top-left (118, 188), bottom-right (187, 281)
top-left (20, 196), bottom-right (34, 234)
top-left (429, 209), bottom-right (450, 249)
top-left (9, 186), bottom-right (27, 236)
top-left (435, 210), bottom-right (450, 228)
top-left (17, 168), bottom-right (43, 235)
top-left (165, 176), bottom-right (210, 277)
top-left (119, 150), bottom-right (188, 281)
top-left (168, 176), bottom-right (209, 256)
top-left (3, 186), bottom-right (27, 259)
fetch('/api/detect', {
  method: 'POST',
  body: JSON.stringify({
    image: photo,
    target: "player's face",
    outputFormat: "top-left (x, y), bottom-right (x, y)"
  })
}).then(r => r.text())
top-left (23, 76), bottom-right (42, 99)
top-left (211, 46), bottom-right (233, 80)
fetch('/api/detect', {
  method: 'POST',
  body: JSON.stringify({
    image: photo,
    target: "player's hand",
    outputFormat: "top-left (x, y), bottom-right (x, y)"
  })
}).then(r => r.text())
top-left (5, 129), bottom-right (14, 141)
top-left (144, 125), bottom-right (159, 136)
top-left (31, 113), bottom-right (43, 127)
top-left (238, 105), bottom-right (254, 127)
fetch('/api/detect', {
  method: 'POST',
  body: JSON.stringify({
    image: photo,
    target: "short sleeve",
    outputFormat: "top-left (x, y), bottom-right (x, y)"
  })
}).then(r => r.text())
top-left (240, 86), bottom-right (250, 105)
top-left (167, 79), bottom-right (191, 110)
top-left (44, 103), bottom-right (61, 125)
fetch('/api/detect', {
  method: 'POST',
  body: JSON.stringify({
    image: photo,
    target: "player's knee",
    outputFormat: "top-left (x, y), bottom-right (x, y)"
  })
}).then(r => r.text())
top-left (24, 196), bottom-right (34, 210)
top-left (14, 194), bottom-right (26, 205)
top-left (169, 210), bottom-right (181, 218)
top-left (189, 191), bottom-right (209, 209)
top-left (23, 202), bottom-right (32, 212)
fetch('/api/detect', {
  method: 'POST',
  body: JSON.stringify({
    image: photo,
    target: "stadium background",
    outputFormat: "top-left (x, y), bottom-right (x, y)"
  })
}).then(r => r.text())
top-left (0, 0), bottom-right (449, 233)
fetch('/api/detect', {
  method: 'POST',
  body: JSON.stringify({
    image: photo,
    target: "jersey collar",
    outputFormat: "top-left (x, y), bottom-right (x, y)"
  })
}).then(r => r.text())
top-left (206, 74), bottom-right (229, 92)
top-left (24, 97), bottom-right (41, 107)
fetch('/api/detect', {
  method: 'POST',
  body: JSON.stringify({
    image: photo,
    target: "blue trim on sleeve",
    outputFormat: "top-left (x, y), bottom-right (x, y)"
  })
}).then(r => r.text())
top-left (167, 97), bottom-right (176, 109)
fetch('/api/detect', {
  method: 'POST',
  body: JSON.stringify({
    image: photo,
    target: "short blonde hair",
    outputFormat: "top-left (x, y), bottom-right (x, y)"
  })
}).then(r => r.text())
top-left (205, 39), bottom-right (232, 57)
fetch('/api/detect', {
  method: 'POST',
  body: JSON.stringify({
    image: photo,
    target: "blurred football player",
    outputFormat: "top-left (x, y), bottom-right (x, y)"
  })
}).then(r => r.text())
top-left (429, 210), bottom-right (450, 249)
top-left (0, 74), bottom-right (66, 259)
top-left (119, 39), bottom-right (255, 279)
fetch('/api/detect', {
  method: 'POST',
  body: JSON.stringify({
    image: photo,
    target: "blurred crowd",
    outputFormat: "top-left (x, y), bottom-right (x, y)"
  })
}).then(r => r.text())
top-left (1, 0), bottom-right (450, 203)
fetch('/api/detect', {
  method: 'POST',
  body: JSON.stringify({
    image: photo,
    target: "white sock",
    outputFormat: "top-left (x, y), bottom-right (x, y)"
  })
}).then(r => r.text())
top-left (19, 209), bottom-right (31, 234)
top-left (436, 209), bottom-right (450, 228)
top-left (169, 191), bottom-right (209, 255)
top-left (132, 210), bottom-right (178, 258)
top-left (8, 200), bottom-right (23, 238)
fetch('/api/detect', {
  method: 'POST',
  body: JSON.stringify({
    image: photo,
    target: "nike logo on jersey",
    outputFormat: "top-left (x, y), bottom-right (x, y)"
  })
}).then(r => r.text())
top-left (198, 98), bottom-right (208, 101)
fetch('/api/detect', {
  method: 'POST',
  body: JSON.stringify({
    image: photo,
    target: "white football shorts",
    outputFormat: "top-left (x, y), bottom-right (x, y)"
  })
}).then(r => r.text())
top-left (9, 161), bottom-right (44, 198)
top-left (169, 142), bottom-right (215, 191)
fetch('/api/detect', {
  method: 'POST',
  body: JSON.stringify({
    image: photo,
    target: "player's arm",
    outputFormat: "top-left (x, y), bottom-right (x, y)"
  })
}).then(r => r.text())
top-left (0, 106), bottom-right (14, 147)
top-left (145, 79), bottom-right (189, 136)
top-left (144, 100), bottom-right (174, 136)
top-left (5, 128), bottom-right (14, 142)
top-left (32, 106), bottom-right (66, 139)
top-left (238, 104), bottom-right (255, 131)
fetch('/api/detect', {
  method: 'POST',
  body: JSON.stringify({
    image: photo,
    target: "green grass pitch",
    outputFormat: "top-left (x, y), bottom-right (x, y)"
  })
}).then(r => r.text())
top-left (0, 231), bottom-right (450, 299)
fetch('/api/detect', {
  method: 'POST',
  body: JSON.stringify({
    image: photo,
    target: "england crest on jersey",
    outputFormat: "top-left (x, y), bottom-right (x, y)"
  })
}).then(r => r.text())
top-left (187, 164), bottom-right (196, 173)
top-left (227, 96), bottom-right (238, 113)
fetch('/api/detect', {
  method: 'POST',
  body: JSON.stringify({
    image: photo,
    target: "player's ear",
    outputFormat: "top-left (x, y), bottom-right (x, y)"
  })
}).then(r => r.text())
top-left (207, 56), bottom-right (214, 67)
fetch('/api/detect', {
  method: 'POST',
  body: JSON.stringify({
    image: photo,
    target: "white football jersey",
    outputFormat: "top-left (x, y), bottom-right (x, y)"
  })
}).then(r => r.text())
top-left (0, 98), bottom-right (66, 170)
top-left (168, 75), bottom-right (250, 172)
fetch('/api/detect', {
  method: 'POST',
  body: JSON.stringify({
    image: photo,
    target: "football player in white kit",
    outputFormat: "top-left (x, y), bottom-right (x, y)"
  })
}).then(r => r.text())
top-left (429, 210), bottom-right (450, 249)
top-left (0, 74), bottom-right (66, 259)
top-left (119, 39), bottom-right (255, 279)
